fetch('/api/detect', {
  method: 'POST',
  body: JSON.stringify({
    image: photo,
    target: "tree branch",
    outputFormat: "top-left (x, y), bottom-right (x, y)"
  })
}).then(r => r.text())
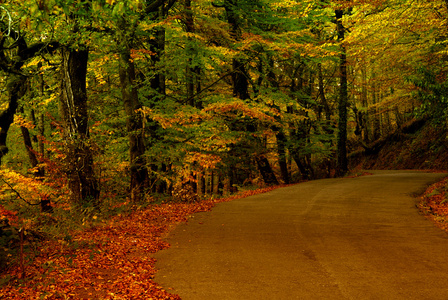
top-left (1, 178), bottom-right (39, 206)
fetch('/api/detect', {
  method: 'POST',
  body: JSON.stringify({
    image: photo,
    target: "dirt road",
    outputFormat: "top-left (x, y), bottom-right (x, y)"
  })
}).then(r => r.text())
top-left (153, 171), bottom-right (448, 299)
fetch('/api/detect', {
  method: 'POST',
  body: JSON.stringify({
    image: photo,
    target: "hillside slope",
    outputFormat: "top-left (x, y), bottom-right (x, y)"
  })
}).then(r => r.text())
top-left (349, 119), bottom-right (448, 171)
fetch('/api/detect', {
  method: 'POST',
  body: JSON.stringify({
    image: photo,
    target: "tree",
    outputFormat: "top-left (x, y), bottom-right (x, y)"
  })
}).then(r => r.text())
top-left (59, 45), bottom-right (100, 205)
top-left (213, 0), bottom-right (279, 186)
top-left (115, 17), bottom-right (149, 202)
top-left (0, 5), bottom-right (61, 166)
top-left (335, 6), bottom-right (349, 176)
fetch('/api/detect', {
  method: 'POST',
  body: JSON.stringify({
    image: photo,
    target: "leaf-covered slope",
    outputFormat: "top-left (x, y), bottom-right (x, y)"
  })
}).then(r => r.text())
top-left (349, 119), bottom-right (448, 171)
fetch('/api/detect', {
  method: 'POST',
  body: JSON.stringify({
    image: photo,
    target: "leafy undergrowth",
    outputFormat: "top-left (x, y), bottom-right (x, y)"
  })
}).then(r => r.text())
top-left (418, 177), bottom-right (448, 233)
top-left (0, 186), bottom-right (282, 300)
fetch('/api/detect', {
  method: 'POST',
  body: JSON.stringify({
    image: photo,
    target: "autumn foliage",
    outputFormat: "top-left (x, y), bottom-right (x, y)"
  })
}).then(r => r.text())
top-left (1, 0), bottom-right (448, 298)
top-left (418, 177), bottom-right (448, 232)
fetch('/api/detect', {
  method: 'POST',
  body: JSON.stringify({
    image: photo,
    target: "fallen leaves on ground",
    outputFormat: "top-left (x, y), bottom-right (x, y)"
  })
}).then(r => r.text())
top-left (0, 186), bottom-right (282, 299)
top-left (418, 176), bottom-right (448, 232)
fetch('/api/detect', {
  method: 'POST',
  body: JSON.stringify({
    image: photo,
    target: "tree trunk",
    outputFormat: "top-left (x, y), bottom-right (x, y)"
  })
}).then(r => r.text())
top-left (276, 130), bottom-right (290, 184)
top-left (60, 46), bottom-right (99, 205)
top-left (20, 125), bottom-right (39, 171)
top-left (118, 41), bottom-right (148, 202)
top-left (18, 107), bottom-right (45, 177)
top-left (146, 8), bottom-right (169, 194)
top-left (256, 156), bottom-right (279, 185)
top-left (361, 64), bottom-right (370, 143)
top-left (37, 64), bottom-right (46, 158)
top-left (212, 171), bottom-right (220, 194)
top-left (184, 0), bottom-right (202, 108)
top-left (0, 74), bottom-right (25, 164)
top-left (317, 63), bottom-right (331, 122)
top-left (335, 9), bottom-right (348, 177)
top-left (371, 78), bottom-right (381, 141)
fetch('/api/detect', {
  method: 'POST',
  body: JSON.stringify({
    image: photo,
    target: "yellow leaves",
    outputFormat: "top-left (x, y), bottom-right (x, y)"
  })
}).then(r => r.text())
top-left (138, 15), bottom-right (181, 32)
top-left (0, 101), bottom-right (8, 111)
top-left (90, 54), bottom-right (117, 86)
top-left (206, 45), bottom-right (238, 65)
top-left (22, 57), bottom-right (42, 70)
top-left (93, 68), bottom-right (107, 86)
top-left (204, 100), bottom-right (278, 124)
top-left (13, 115), bottom-right (35, 129)
top-left (0, 168), bottom-right (44, 205)
top-left (139, 21), bottom-right (165, 32)
top-left (271, 0), bottom-right (298, 9)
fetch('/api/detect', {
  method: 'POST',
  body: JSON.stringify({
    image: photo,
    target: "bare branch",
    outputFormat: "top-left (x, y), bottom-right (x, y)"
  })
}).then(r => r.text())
top-left (1, 178), bottom-right (39, 206)
top-left (0, 6), bottom-right (12, 37)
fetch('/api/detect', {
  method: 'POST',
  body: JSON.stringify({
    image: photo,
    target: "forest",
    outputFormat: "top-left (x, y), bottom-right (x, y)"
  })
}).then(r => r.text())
top-left (1, 0), bottom-right (448, 298)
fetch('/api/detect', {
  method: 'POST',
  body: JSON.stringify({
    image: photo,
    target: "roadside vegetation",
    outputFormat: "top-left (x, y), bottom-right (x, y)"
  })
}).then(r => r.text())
top-left (419, 177), bottom-right (448, 233)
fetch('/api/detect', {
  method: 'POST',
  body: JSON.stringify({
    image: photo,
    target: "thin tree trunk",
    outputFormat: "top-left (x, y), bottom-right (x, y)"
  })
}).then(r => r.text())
top-left (336, 9), bottom-right (348, 177)
top-left (361, 64), bottom-right (370, 143)
top-left (317, 63), bottom-right (331, 122)
top-left (18, 107), bottom-right (44, 177)
top-left (276, 130), bottom-right (290, 184)
top-left (267, 58), bottom-right (290, 184)
top-left (184, 0), bottom-right (202, 108)
top-left (372, 78), bottom-right (381, 141)
top-left (213, 172), bottom-right (220, 194)
top-left (118, 40), bottom-right (148, 202)
top-left (20, 126), bottom-right (39, 171)
top-left (37, 64), bottom-right (46, 157)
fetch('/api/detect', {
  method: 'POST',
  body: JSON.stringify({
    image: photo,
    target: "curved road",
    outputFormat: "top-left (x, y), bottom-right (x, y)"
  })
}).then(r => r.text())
top-left (153, 171), bottom-right (448, 299)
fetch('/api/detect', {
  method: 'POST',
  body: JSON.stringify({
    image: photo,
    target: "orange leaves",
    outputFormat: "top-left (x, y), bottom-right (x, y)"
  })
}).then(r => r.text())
top-left (186, 152), bottom-right (222, 170)
top-left (13, 115), bottom-right (35, 129)
top-left (0, 180), bottom-right (287, 299)
top-left (0, 202), bottom-right (190, 299)
top-left (204, 99), bottom-right (279, 125)
top-left (0, 205), bottom-right (18, 226)
top-left (146, 99), bottom-right (280, 131)
top-left (419, 177), bottom-right (448, 232)
top-left (240, 32), bottom-right (274, 51)
top-left (130, 48), bottom-right (157, 61)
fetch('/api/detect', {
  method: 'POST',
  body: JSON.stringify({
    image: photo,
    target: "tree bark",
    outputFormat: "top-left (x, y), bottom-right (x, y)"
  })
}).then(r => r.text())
top-left (317, 63), bottom-right (331, 122)
top-left (276, 130), bottom-right (290, 184)
top-left (335, 9), bottom-right (348, 177)
top-left (267, 59), bottom-right (290, 184)
top-left (184, 0), bottom-right (202, 108)
top-left (60, 46), bottom-right (99, 205)
top-left (360, 64), bottom-right (370, 143)
top-left (20, 125), bottom-right (39, 172)
top-left (118, 40), bottom-right (149, 202)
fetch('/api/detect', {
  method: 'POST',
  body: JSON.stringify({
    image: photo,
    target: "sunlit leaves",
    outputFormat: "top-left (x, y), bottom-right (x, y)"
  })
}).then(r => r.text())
top-left (204, 99), bottom-right (279, 124)
top-left (0, 168), bottom-right (54, 206)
